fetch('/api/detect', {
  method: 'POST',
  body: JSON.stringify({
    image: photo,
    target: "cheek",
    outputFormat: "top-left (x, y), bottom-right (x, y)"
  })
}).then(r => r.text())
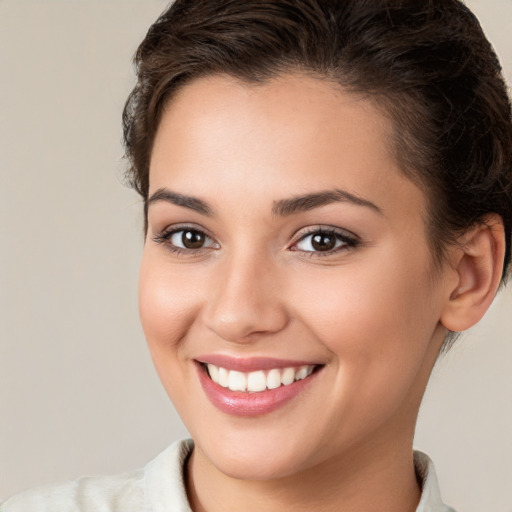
top-left (138, 251), bottom-right (202, 357)
top-left (285, 258), bottom-right (441, 443)
top-left (289, 254), bottom-right (439, 363)
top-left (138, 250), bottom-right (210, 409)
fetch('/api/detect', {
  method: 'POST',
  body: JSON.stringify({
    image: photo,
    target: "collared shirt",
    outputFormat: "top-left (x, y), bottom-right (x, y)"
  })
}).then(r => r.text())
top-left (0, 439), bottom-right (456, 511)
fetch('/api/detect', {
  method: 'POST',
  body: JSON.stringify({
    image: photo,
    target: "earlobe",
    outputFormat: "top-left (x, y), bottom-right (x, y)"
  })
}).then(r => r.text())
top-left (440, 214), bottom-right (505, 332)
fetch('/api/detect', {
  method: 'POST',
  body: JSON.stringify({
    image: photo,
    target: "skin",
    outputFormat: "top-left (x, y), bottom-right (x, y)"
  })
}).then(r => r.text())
top-left (139, 73), bottom-right (504, 512)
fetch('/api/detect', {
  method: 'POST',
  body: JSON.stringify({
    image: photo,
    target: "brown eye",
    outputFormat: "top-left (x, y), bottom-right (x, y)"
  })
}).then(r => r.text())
top-left (163, 227), bottom-right (219, 252)
top-left (181, 230), bottom-right (205, 249)
top-left (311, 233), bottom-right (336, 251)
top-left (293, 228), bottom-right (359, 255)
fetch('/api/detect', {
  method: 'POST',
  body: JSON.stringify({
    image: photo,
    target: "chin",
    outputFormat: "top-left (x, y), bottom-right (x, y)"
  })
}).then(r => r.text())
top-left (192, 424), bottom-right (319, 481)
top-left (208, 448), bottom-right (307, 481)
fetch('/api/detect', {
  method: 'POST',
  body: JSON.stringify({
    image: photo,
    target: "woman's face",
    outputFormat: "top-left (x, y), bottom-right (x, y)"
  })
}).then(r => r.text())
top-left (140, 74), bottom-right (454, 480)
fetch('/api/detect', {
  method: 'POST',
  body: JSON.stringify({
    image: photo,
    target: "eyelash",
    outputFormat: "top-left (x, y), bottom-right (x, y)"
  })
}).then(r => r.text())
top-left (152, 225), bottom-right (360, 257)
top-left (290, 227), bottom-right (360, 257)
top-left (152, 224), bottom-right (217, 256)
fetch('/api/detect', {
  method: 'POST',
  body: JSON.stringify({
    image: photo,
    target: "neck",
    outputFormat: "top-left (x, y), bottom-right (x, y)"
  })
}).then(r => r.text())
top-left (186, 431), bottom-right (421, 512)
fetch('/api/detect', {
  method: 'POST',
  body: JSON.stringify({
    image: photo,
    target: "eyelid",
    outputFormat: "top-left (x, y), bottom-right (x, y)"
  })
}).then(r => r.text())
top-left (153, 222), bottom-right (215, 239)
top-left (152, 223), bottom-right (220, 252)
top-left (289, 225), bottom-right (360, 254)
top-left (290, 225), bottom-right (359, 243)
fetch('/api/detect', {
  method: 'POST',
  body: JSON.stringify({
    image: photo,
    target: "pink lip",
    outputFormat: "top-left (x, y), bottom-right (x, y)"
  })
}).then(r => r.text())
top-left (196, 354), bottom-right (320, 372)
top-left (195, 361), bottom-right (322, 417)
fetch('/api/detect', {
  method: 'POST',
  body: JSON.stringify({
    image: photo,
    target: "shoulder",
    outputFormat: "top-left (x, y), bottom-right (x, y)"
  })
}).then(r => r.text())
top-left (0, 469), bottom-right (145, 512)
top-left (0, 439), bottom-right (194, 512)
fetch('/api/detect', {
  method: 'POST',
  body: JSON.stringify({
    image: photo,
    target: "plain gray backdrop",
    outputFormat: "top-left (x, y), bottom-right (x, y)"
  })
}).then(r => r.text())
top-left (1, 1), bottom-right (511, 511)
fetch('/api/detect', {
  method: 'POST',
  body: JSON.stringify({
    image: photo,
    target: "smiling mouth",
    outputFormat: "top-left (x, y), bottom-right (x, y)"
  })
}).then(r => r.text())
top-left (196, 359), bottom-right (324, 416)
top-left (201, 362), bottom-right (320, 393)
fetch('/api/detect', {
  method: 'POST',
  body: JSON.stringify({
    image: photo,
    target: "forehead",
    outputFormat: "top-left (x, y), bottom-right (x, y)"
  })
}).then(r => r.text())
top-left (149, 73), bottom-right (427, 223)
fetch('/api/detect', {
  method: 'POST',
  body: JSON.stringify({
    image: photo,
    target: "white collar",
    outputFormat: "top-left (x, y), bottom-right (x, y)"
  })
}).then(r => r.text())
top-left (414, 451), bottom-right (456, 512)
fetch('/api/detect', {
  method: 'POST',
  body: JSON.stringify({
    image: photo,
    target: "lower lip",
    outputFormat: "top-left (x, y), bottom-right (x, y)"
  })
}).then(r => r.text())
top-left (196, 363), bottom-right (321, 417)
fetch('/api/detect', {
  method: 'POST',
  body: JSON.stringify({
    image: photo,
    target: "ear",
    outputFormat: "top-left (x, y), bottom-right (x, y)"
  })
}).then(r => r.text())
top-left (440, 214), bottom-right (506, 332)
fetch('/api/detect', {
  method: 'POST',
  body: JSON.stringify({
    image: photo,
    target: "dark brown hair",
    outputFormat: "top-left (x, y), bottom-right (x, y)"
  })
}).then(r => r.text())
top-left (123, 0), bottom-right (512, 283)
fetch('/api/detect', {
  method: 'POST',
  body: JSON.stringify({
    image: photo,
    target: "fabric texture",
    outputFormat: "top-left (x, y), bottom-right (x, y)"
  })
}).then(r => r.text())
top-left (0, 439), bottom-right (456, 511)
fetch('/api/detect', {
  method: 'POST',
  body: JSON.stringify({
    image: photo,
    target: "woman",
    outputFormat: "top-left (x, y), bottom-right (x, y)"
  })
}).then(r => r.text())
top-left (2, 1), bottom-right (511, 511)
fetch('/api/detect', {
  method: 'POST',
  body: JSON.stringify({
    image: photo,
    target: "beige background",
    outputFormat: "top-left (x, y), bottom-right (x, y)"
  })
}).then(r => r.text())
top-left (0, 1), bottom-right (511, 510)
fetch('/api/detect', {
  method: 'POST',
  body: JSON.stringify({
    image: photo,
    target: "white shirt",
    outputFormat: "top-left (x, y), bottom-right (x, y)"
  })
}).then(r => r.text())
top-left (0, 440), bottom-right (456, 511)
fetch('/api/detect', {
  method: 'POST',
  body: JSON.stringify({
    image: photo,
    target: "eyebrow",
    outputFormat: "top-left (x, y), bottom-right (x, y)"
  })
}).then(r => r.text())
top-left (146, 187), bottom-right (382, 218)
top-left (147, 188), bottom-right (214, 216)
top-left (272, 189), bottom-right (382, 217)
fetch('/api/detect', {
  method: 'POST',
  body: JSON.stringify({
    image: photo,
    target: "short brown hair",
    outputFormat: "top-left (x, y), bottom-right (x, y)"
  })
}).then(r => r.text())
top-left (123, 0), bottom-right (512, 282)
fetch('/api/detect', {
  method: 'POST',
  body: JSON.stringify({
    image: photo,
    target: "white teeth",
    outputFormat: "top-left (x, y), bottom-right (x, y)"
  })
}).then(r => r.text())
top-left (281, 367), bottom-right (295, 386)
top-left (218, 367), bottom-right (229, 388)
top-left (247, 370), bottom-right (267, 392)
top-left (295, 366), bottom-right (309, 381)
top-left (228, 370), bottom-right (247, 392)
top-left (207, 364), bottom-right (219, 383)
top-left (267, 369), bottom-right (281, 389)
top-left (206, 363), bottom-right (316, 392)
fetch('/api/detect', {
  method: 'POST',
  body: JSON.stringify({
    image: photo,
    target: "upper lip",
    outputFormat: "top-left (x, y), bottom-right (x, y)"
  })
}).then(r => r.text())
top-left (195, 354), bottom-right (323, 372)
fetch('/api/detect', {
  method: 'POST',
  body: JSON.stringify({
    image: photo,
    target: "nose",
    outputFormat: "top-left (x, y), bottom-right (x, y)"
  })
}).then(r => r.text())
top-left (201, 252), bottom-right (289, 343)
